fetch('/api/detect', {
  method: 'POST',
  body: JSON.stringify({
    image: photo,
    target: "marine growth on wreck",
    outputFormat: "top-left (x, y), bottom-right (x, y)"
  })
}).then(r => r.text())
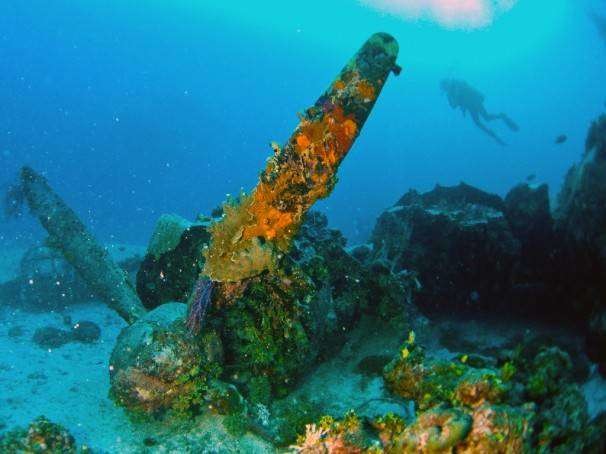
top-left (2, 3), bottom-right (606, 453)
top-left (203, 33), bottom-right (400, 283)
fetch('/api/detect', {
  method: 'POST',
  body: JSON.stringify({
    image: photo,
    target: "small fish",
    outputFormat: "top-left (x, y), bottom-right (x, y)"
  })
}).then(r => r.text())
top-left (526, 174), bottom-right (536, 182)
top-left (555, 134), bottom-right (567, 144)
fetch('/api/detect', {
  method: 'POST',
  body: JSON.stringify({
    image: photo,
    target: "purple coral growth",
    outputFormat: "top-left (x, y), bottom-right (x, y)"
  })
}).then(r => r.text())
top-left (186, 278), bottom-right (214, 334)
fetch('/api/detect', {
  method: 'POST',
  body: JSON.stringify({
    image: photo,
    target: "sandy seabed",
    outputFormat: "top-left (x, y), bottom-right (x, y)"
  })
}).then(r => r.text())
top-left (0, 246), bottom-right (273, 452)
top-left (1, 245), bottom-right (606, 452)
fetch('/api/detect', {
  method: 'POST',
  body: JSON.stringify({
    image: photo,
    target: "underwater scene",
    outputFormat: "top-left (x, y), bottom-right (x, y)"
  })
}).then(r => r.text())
top-left (2, 0), bottom-right (606, 452)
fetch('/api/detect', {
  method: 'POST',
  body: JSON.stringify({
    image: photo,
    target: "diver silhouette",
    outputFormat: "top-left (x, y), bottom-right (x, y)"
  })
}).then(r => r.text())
top-left (441, 78), bottom-right (519, 146)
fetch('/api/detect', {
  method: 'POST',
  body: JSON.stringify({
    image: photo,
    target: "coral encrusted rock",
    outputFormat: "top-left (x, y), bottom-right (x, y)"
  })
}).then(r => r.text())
top-left (0, 416), bottom-right (87, 453)
top-left (109, 303), bottom-right (224, 416)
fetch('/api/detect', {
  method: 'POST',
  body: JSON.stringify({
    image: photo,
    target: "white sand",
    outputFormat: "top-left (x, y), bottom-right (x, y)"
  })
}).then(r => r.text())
top-left (289, 316), bottom-right (414, 421)
top-left (0, 247), bottom-right (273, 453)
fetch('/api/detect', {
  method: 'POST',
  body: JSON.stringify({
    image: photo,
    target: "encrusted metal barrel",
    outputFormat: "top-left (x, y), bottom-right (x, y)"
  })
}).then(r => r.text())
top-left (204, 33), bottom-right (400, 282)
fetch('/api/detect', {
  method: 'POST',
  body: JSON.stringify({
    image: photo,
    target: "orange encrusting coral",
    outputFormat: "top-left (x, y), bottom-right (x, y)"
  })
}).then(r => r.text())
top-left (203, 33), bottom-right (399, 282)
top-left (357, 80), bottom-right (376, 101)
top-left (241, 105), bottom-right (358, 245)
top-left (333, 80), bottom-right (346, 91)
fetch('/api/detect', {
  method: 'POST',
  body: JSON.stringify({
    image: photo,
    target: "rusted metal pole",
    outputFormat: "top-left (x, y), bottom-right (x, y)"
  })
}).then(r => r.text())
top-left (204, 33), bottom-right (400, 282)
top-left (20, 166), bottom-right (146, 324)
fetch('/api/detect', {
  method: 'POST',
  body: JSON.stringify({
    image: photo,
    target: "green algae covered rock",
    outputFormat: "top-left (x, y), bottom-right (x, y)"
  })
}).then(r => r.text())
top-left (530, 375), bottom-right (606, 453)
top-left (136, 215), bottom-right (211, 310)
top-left (376, 405), bottom-right (532, 453)
top-left (536, 384), bottom-right (595, 453)
top-left (265, 394), bottom-right (324, 446)
top-left (383, 340), bottom-right (507, 411)
top-left (294, 212), bottom-right (408, 325)
top-left (526, 346), bottom-right (573, 400)
top-left (299, 404), bottom-right (532, 453)
top-left (382, 342), bottom-right (453, 409)
top-left (0, 416), bottom-right (88, 453)
top-left (379, 336), bottom-right (606, 453)
top-left (116, 211), bottom-right (412, 423)
top-left (221, 268), bottom-right (315, 398)
top-left (109, 303), bottom-right (225, 417)
top-left (453, 368), bottom-right (508, 408)
top-left (218, 212), bottom-right (412, 402)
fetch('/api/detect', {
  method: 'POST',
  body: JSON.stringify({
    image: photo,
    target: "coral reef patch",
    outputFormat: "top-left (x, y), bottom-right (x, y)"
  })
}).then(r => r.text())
top-left (0, 416), bottom-right (89, 453)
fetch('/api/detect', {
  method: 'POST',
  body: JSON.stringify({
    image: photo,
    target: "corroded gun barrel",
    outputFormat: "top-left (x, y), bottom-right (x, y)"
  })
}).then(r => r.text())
top-left (20, 167), bottom-right (147, 324)
top-left (204, 33), bottom-right (400, 282)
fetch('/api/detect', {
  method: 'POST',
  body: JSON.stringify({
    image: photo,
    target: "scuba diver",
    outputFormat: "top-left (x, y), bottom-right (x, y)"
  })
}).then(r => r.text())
top-left (441, 78), bottom-right (519, 146)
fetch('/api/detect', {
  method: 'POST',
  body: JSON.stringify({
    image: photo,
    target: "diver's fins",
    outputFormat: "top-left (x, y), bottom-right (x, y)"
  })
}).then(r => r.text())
top-left (501, 114), bottom-right (519, 132)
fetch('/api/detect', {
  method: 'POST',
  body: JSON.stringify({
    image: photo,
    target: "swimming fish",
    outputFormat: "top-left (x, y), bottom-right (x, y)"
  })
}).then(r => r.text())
top-left (555, 134), bottom-right (567, 144)
top-left (526, 174), bottom-right (536, 182)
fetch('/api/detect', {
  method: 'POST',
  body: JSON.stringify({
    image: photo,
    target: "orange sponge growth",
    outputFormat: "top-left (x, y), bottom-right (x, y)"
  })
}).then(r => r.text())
top-left (203, 33), bottom-right (400, 282)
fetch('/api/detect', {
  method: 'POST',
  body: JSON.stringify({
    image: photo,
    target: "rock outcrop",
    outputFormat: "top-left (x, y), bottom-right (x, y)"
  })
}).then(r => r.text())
top-left (136, 214), bottom-right (211, 310)
top-left (0, 416), bottom-right (89, 453)
top-left (109, 302), bottom-right (231, 416)
top-left (555, 114), bottom-right (606, 373)
top-left (371, 183), bottom-right (520, 313)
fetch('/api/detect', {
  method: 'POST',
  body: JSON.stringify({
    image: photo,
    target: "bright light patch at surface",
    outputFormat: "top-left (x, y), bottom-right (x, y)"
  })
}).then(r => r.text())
top-left (360, 0), bottom-right (518, 28)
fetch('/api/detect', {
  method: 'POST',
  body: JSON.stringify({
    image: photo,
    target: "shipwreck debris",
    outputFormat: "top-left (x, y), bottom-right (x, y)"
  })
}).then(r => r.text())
top-left (19, 166), bottom-right (146, 324)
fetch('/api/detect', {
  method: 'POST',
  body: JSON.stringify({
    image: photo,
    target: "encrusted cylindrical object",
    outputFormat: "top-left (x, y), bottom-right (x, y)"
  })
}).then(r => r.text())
top-left (204, 33), bottom-right (400, 282)
top-left (21, 166), bottom-right (147, 324)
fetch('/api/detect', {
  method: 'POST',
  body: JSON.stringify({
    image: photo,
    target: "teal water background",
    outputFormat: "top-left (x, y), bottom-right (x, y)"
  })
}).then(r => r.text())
top-left (0, 0), bottom-right (604, 244)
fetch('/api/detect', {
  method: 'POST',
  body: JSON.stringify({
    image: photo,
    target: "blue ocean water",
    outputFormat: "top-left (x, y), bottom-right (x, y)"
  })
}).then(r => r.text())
top-left (1, 0), bottom-right (604, 245)
top-left (2, 1), bottom-right (606, 451)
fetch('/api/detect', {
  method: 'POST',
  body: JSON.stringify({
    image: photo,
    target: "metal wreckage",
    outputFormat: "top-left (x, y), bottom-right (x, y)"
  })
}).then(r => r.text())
top-left (6, 34), bottom-right (606, 452)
